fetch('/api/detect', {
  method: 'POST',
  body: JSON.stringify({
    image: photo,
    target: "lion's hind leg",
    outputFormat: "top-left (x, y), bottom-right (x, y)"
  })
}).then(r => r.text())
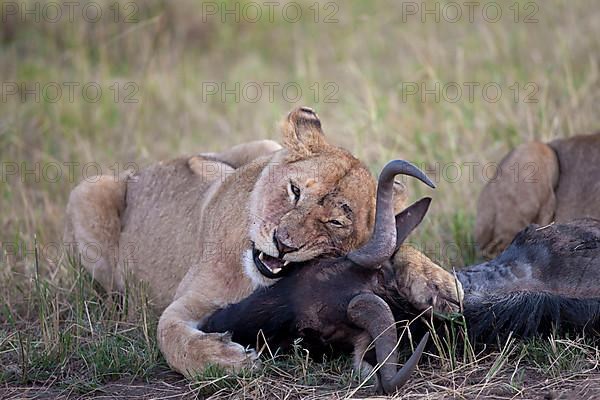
top-left (64, 172), bottom-right (131, 293)
top-left (188, 140), bottom-right (280, 180)
top-left (199, 139), bottom-right (282, 168)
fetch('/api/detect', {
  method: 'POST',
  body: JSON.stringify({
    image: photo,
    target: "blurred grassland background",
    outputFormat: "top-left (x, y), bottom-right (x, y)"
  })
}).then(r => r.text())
top-left (1, 0), bottom-right (600, 398)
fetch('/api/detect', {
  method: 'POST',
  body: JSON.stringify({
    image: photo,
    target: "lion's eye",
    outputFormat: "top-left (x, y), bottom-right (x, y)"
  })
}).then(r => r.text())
top-left (328, 219), bottom-right (344, 227)
top-left (289, 181), bottom-right (301, 203)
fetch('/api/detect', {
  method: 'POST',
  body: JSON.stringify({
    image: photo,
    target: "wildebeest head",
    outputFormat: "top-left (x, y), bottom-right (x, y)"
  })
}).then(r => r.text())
top-left (203, 160), bottom-right (435, 394)
top-left (342, 160), bottom-right (434, 393)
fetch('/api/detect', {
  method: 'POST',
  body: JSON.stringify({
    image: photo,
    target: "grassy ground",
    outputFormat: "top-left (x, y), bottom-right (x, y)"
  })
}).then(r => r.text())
top-left (1, 0), bottom-right (600, 398)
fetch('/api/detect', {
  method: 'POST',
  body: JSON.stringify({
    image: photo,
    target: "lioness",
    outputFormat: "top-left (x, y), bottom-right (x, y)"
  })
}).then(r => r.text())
top-left (64, 107), bottom-right (459, 376)
top-left (476, 132), bottom-right (600, 257)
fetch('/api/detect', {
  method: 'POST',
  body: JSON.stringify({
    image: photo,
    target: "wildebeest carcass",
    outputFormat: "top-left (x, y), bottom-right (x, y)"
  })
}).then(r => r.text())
top-left (202, 160), bottom-right (600, 393)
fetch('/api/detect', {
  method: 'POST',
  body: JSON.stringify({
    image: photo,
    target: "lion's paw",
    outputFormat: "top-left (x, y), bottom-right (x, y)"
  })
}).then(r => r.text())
top-left (393, 245), bottom-right (464, 315)
top-left (171, 331), bottom-right (260, 378)
top-left (206, 332), bottom-right (261, 373)
top-left (405, 266), bottom-right (463, 315)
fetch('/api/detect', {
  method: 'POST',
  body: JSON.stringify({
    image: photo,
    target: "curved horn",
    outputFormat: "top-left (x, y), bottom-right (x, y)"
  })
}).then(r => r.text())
top-left (347, 294), bottom-right (402, 390)
top-left (347, 293), bottom-right (428, 394)
top-left (349, 160), bottom-right (435, 268)
top-left (384, 332), bottom-right (429, 393)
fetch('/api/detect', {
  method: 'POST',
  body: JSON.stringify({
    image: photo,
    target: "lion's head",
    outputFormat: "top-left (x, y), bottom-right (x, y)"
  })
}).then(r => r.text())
top-left (245, 107), bottom-right (406, 283)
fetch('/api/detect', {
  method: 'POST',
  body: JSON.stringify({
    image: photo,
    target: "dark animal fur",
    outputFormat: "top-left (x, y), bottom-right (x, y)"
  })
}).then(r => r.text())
top-left (459, 218), bottom-right (600, 341)
top-left (463, 292), bottom-right (600, 342)
top-left (204, 218), bottom-right (600, 354)
top-left (202, 258), bottom-right (378, 355)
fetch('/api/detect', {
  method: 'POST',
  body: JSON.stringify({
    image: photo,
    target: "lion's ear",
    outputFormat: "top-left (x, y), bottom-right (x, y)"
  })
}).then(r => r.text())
top-left (281, 107), bottom-right (329, 157)
top-left (393, 181), bottom-right (409, 215)
top-left (475, 142), bottom-right (559, 258)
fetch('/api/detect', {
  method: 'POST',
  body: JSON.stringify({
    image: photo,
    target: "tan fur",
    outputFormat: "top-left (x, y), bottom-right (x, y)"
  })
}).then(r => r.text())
top-left (475, 141), bottom-right (559, 257)
top-left (64, 172), bottom-right (132, 292)
top-left (65, 108), bottom-right (382, 376)
top-left (476, 133), bottom-right (600, 258)
top-left (391, 245), bottom-right (464, 314)
top-left (64, 107), bottom-right (459, 376)
top-left (194, 139), bottom-right (283, 169)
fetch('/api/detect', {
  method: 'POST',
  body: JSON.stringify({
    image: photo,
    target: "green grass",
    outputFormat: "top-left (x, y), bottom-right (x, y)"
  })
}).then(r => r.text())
top-left (2, 0), bottom-right (600, 398)
top-left (2, 245), bottom-right (600, 398)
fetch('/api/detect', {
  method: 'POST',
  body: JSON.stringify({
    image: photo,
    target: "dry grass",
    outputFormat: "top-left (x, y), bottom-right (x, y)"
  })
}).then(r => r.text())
top-left (1, 0), bottom-right (600, 398)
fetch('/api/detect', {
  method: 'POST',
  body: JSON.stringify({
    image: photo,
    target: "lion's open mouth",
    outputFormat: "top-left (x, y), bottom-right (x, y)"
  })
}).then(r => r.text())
top-left (251, 243), bottom-right (294, 279)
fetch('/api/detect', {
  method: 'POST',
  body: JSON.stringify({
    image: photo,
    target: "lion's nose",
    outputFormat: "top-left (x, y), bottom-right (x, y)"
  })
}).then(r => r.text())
top-left (273, 230), bottom-right (299, 256)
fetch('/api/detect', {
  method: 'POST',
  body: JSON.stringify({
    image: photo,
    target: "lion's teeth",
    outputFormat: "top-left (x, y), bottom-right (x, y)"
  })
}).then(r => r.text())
top-left (272, 267), bottom-right (282, 274)
top-left (258, 252), bottom-right (265, 261)
top-left (283, 261), bottom-right (290, 267)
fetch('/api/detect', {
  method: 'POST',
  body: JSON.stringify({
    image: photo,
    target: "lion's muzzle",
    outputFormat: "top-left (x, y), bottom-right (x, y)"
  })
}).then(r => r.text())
top-left (251, 242), bottom-right (297, 279)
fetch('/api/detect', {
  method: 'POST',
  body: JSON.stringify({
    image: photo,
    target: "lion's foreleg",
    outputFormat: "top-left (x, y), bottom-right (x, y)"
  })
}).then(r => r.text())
top-left (157, 293), bottom-right (259, 377)
top-left (391, 245), bottom-right (464, 314)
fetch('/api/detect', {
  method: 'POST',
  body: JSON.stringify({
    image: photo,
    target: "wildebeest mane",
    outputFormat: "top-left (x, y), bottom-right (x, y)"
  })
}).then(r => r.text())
top-left (463, 291), bottom-right (600, 342)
